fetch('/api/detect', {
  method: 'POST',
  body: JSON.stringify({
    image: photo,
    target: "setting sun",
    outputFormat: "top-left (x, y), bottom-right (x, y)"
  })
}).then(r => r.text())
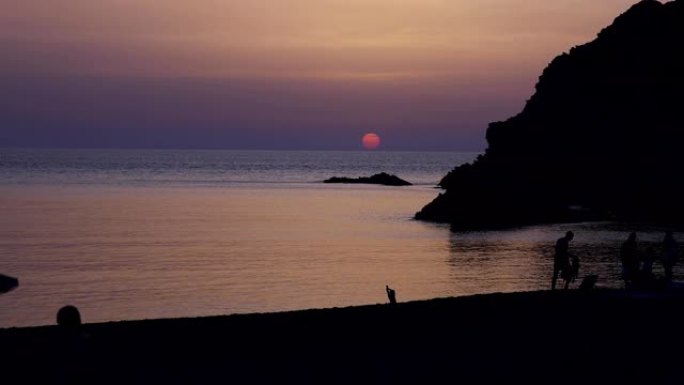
top-left (362, 133), bottom-right (381, 150)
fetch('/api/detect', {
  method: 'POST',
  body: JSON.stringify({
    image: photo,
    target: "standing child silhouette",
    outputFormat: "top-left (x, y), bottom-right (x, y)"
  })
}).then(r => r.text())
top-left (386, 285), bottom-right (397, 304)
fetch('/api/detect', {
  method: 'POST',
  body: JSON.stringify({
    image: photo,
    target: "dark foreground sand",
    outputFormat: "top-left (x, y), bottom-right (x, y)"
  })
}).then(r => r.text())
top-left (2, 289), bottom-right (684, 384)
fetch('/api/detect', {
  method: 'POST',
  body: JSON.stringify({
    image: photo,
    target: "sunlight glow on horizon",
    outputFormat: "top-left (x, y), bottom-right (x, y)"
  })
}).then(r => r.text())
top-left (0, 0), bottom-right (640, 150)
top-left (2, 0), bottom-right (637, 81)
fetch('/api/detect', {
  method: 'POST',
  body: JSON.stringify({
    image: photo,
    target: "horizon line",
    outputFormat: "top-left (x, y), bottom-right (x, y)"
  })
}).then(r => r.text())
top-left (0, 146), bottom-right (485, 153)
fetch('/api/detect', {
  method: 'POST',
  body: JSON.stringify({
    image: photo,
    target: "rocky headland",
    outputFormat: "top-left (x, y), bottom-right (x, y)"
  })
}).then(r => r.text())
top-left (416, 0), bottom-right (684, 229)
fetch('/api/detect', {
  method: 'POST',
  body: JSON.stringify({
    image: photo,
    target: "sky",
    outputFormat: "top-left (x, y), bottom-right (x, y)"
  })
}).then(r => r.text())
top-left (0, 0), bottom-right (638, 151)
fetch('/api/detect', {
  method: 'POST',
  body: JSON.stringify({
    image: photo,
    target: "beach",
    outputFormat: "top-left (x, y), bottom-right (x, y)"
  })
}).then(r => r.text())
top-left (4, 1), bottom-right (684, 383)
top-left (2, 288), bottom-right (683, 384)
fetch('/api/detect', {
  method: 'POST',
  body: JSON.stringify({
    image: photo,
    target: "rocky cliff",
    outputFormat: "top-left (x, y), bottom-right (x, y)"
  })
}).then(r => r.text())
top-left (416, 0), bottom-right (684, 229)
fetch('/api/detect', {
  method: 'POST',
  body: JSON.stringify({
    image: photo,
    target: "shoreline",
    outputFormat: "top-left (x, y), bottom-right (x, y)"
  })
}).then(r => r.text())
top-left (3, 289), bottom-right (684, 384)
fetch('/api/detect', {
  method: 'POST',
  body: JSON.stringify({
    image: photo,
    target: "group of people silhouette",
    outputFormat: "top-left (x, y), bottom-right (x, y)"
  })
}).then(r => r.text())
top-left (551, 230), bottom-right (681, 290)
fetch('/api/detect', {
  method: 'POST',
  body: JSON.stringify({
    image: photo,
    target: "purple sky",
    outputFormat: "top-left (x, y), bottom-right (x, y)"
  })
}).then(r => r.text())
top-left (0, 0), bottom-right (638, 151)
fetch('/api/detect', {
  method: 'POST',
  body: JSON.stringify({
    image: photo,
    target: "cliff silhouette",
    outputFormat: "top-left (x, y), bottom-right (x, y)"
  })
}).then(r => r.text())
top-left (416, 0), bottom-right (684, 229)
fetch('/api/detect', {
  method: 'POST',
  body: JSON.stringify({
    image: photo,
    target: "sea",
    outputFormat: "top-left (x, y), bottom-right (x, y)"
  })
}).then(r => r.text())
top-left (0, 149), bottom-right (680, 328)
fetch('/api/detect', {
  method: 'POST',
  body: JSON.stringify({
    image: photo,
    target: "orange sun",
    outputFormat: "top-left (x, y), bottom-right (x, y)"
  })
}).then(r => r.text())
top-left (362, 133), bottom-right (381, 150)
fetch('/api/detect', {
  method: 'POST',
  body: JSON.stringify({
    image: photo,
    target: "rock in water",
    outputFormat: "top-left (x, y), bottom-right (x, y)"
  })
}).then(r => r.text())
top-left (0, 274), bottom-right (19, 294)
top-left (324, 172), bottom-right (412, 186)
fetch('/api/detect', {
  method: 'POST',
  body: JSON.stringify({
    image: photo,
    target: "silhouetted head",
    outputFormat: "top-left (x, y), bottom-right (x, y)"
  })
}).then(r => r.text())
top-left (565, 231), bottom-right (574, 241)
top-left (57, 305), bottom-right (81, 328)
top-left (628, 232), bottom-right (637, 242)
top-left (665, 231), bottom-right (674, 240)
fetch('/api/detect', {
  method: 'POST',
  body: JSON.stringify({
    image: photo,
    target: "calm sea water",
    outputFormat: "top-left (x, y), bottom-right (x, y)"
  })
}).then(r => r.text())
top-left (0, 149), bottom-right (681, 328)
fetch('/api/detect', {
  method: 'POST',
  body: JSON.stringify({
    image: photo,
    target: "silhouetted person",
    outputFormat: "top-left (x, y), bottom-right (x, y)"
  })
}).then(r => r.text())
top-left (560, 253), bottom-right (580, 289)
top-left (620, 232), bottom-right (639, 286)
top-left (57, 305), bottom-right (82, 328)
top-left (56, 305), bottom-right (90, 384)
top-left (552, 231), bottom-right (574, 290)
top-left (570, 254), bottom-right (580, 283)
top-left (386, 285), bottom-right (397, 304)
top-left (662, 231), bottom-right (679, 283)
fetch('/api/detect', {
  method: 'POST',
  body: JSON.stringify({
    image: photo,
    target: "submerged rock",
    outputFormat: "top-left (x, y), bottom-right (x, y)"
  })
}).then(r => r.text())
top-left (324, 172), bottom-right (412, 186)
top-left (417, 0), bottom-right (684, 228)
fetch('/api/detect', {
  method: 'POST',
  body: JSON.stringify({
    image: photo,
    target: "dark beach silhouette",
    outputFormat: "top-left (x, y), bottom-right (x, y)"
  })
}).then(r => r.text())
top-left (416, 0), bottom-right (684, 230)
top-left (4, 290), bottom-right (684, 384)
